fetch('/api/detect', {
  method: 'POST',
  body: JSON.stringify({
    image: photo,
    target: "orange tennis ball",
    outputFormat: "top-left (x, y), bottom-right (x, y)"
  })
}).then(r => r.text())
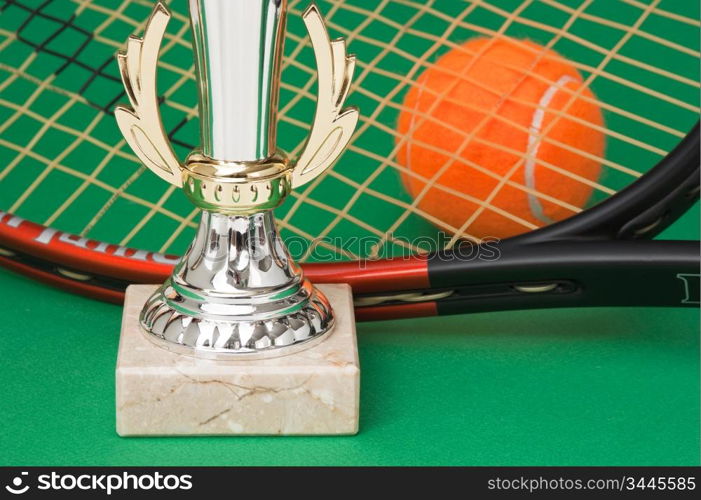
top-left (397, 37), bottom-right (605, 239)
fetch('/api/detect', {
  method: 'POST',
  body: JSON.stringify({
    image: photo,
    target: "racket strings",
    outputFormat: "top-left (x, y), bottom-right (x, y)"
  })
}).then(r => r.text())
top-left (0, 0), bottom-right (698, 261)
top-left (311, 1), bottom-right (699, 130)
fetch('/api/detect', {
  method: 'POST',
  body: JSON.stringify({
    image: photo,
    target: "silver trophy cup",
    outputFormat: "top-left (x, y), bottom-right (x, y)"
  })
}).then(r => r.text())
top-left (115, 0), bottom-right (358, 358)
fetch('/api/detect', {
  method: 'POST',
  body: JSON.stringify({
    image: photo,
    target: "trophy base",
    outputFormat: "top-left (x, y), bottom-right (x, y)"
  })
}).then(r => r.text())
top-left (116, 284), bottom-right (359, 436)
top-left (139, 279), bottom-right (334, 359)
top-left (140, 277), bottom-right (335, 359)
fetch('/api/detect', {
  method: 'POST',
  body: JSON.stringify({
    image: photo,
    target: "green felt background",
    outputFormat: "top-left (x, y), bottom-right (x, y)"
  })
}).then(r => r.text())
top-left (0, 0), bottom-right (699, 465)
top-left (0, 208), bottom-right (698, 466)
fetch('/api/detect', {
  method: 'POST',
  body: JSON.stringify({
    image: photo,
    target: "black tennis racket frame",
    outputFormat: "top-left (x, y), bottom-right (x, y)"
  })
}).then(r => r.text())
top-left (426, 123), bottom-right (700, 314)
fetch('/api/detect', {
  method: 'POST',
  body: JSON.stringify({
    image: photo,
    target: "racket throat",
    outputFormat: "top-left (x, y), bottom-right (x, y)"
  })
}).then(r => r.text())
top-left (139, 210), bottom-right (334, 358)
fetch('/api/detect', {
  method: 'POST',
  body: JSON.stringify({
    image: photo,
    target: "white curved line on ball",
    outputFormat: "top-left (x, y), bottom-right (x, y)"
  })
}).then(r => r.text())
top-left (525, 74), bottom-right (577, 224)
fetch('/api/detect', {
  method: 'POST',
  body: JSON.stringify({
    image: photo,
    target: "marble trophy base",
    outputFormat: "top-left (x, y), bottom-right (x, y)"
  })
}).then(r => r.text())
top-left (116, 284), bottom-right (359, 436)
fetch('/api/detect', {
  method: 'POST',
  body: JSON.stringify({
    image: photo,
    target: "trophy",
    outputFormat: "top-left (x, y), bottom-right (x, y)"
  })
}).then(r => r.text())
top-left (115, 0), bottom-right (358, 358)
top-left (114, 0), bottom-right (360, 436)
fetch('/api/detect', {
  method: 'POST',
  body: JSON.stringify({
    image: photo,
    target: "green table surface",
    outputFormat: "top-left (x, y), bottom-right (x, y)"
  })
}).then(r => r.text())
top-left (0, 205), bottom-right (698, 466)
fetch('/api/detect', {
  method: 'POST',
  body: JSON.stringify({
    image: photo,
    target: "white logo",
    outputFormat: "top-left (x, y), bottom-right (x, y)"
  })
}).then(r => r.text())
top-left (677, 273), bottom-right (700, 305)
top-left (5, 472), bottom-right (29, 495)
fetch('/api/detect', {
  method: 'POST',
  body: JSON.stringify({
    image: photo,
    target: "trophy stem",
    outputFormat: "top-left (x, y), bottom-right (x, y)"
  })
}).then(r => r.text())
top-left (139, 209), bottom-right (334, 358)
top-left (176, 210), bottom-right (300, 293)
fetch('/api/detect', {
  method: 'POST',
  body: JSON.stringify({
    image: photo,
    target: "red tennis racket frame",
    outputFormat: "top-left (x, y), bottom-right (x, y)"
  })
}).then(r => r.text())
top-left (0, 215), bottom-right (434, 320)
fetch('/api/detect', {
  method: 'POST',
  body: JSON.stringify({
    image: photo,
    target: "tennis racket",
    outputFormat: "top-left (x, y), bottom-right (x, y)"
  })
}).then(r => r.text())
top-left (0, 0), bottom-right (698, 321)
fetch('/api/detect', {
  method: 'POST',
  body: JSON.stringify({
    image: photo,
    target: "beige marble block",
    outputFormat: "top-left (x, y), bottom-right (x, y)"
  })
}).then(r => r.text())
top-left (116, 284), bottom-right (359, 436)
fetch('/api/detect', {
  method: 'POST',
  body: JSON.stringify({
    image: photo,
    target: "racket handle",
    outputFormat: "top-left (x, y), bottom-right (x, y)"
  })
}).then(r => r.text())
top-left (355, 240), bottom-right (699, 320)
top-left (427, 240), bottom-right (700, 313)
